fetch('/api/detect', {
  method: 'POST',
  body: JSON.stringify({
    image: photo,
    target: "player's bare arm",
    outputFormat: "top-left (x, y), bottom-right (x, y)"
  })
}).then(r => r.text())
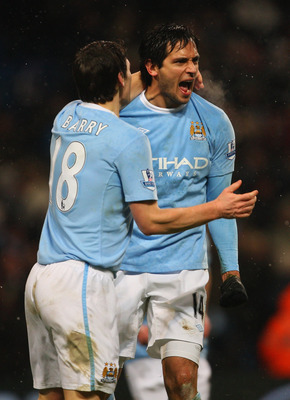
top-left (129, 71), bottom-right (144, 102)
top-left (130, 180), bottom-right (258, 236)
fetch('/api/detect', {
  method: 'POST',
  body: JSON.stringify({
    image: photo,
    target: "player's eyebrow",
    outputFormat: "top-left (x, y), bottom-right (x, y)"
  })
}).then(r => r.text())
top-left (174, 55), bottom-right (200, 63)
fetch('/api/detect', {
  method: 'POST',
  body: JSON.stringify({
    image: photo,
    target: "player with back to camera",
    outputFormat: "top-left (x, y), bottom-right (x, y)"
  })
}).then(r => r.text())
top-left (24, 39), bottom-right (257, 400)
top-left (116, 23), bottom-right (254, 400)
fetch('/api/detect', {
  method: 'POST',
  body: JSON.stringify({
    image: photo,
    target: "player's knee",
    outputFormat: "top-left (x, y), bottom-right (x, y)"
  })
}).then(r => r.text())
top-left (165, 368), bottom-right (197, 396)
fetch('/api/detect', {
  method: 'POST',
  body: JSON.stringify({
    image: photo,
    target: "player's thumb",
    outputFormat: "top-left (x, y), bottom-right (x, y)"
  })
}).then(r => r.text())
top-left (228, 180), bottom-right (242, 193)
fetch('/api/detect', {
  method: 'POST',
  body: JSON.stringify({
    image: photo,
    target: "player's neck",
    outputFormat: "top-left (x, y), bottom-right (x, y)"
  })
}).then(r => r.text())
top-left (97, 94), bottom-right (120, 116)
top-left (144, 85), bottom-right (166, 108)
top-left (145, 82), bottom-right (180, 109)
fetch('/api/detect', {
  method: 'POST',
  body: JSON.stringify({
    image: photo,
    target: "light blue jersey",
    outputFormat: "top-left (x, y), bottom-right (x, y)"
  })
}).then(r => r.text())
top-left (37, 100), bottom-right (157, 271)
top-left (120, 91), bottom-right (238, 273)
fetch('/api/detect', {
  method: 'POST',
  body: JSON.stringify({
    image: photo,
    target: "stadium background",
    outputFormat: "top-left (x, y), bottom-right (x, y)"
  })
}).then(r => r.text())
top-left (0, 0), bottom-right (289, 399)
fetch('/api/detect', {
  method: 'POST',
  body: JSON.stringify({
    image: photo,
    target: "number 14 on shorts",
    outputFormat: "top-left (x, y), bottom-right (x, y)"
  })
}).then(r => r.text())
top-left (193, 293), bottom-right (204, 319)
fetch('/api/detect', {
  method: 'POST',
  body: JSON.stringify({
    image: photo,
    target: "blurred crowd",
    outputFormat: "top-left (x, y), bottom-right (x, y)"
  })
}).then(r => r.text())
top-left (0, 0), bottom-right (289, 398)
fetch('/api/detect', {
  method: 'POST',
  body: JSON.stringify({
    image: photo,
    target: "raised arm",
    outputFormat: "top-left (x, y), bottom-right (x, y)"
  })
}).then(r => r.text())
top-left (130, 71), bottom-right (144, 102)
top-left (130, 180), bottom-right (258, 236)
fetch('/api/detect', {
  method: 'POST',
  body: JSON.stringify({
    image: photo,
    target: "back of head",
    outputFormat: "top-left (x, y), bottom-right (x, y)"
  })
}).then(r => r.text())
top-left (139, 23), bottom-right (199, 87)
top-left (73, 40), bottom-right (127, 104)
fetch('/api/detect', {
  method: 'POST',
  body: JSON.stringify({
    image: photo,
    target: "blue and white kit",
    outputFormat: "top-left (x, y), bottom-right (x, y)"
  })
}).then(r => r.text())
top-left (25, 100), bottom-right (157, 393)
top-left (120, 91), bottom-right (238, 274)
top-left (116, 90), bottom-right (238, 364)
top-left (38, 100), bottom-right (157, 271)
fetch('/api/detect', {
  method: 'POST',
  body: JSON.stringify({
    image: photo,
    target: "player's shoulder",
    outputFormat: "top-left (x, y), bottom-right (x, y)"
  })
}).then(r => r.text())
top-left (53, 100), bottom-right (139, 135)
top-left (190, 92), bottom-right (230, 125)
top-left (118, 117), bottom-right (148, 141)
top-left (120, 92), bottom-right (144, 116)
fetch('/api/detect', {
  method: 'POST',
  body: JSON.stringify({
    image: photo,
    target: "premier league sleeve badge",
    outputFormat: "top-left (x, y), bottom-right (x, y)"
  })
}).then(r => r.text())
top-left (141, 169), bottom-right (156, 191)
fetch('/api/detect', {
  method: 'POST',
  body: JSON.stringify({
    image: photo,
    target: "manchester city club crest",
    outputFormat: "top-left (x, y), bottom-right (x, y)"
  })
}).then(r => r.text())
top-left (190, 121), bottom-right (206, 140)
top-left (141, 168), bottom-right (156, 191)
top-left (101, 362), bottom-right (118, 383)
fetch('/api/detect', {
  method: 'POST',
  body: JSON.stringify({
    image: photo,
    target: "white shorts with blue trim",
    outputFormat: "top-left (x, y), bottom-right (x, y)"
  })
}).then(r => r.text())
top-left (25, 260), bottom-right (119, 394)
top-left (115, 269), bottom-right (208, 361)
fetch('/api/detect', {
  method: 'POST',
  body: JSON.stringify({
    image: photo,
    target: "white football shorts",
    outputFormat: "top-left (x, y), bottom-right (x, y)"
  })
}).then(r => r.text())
top-left (115, 269), bottom-right (208, 362)
top-left (25, 260), bottom-right (119, 394)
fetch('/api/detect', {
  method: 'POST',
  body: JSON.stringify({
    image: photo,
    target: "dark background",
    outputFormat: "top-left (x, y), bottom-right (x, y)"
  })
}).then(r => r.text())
top-left (0, 1), bottom-right (289, 399)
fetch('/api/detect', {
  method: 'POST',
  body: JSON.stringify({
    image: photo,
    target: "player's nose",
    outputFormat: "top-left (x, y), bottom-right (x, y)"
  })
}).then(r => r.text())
top-left (186, 61), bottom-right (197, 75)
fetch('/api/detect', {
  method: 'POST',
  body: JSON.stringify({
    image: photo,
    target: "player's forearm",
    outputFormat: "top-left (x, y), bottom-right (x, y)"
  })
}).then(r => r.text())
top-left (130, 180), bottom-right (257, 236)
top-left (154, 201), bottom-right (223, 234)
top-left (208, 218), bottom-right (239, 274)
top-left (131, 200), bottom-right (221, 236)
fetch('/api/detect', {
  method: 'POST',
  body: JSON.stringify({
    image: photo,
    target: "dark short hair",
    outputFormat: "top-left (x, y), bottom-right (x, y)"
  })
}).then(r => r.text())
top-left (139, 23), bottom-right (199, 87)
top-left (73, 40), bottom-right (127, 104)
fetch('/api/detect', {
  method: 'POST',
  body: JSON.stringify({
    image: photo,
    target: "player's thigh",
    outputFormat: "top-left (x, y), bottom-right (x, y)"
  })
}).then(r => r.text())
top-left (38, 388), bottom-right (64, 400)
top-left (147, 269), bottom-right (208, 358)
top-left (63, 389), bottom-right (110, 400)
top-left (25, 264), bottom-right (62, 388)
top-left (32, 261), bottom-right (119, 392)
top-left (115, 272), bottom-right (147, 358)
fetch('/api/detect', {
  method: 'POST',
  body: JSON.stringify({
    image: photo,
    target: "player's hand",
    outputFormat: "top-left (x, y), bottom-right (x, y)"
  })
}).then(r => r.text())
top-left (220, 271), bottom-right (248, 307)
top-left (215, 180), bottom-right (258, 219)
top-left (194, 71), bottom-right (204, 90)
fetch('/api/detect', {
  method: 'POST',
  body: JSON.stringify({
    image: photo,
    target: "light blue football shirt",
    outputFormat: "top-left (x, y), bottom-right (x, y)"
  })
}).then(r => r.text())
top-left (120, 91), bottom-right (237, 273)
top-left (37, 100), bottom-right (157, 271)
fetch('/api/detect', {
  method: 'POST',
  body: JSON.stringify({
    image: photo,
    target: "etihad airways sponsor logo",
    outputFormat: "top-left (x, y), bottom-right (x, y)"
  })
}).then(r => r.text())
top-left (152, 157), bottom-right (209, 170)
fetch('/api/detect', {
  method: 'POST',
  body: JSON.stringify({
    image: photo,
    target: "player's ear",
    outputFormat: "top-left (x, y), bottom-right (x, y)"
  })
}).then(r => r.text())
top-left (145, 59), bottom-right (158, 77)
top-left (118, 72), bottom-right (125, 87)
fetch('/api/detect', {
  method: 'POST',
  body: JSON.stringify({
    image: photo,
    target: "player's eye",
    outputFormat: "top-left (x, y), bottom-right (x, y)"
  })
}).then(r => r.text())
top-left (175, 59), bottom-right (187, 64)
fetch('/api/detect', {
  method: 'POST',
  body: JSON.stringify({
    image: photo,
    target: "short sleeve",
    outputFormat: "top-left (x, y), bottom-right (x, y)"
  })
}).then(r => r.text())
top-left (116, 133), bottom-right (158, 202)
top-left (209, 111), bottom-right (236, 177)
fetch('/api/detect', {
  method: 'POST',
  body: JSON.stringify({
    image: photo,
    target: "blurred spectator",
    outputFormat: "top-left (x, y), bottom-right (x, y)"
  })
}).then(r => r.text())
top-left (258, 284), bottom-right (290, 378)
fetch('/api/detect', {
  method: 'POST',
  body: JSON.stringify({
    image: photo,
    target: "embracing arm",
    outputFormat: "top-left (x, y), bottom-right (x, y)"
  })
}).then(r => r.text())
top-left (129, 72), bottom-right (144, 102)
top-left (130, 180), bottom-right (257, 236)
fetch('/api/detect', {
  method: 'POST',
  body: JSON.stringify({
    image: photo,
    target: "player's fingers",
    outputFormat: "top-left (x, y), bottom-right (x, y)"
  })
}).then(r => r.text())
top-left (228, 180), bottom-right (242, 192)
top-left (235, 199), bottom-right (256, 212)
top-left (243, 196), bottom-right (257, 206)
top-left (235, 204), bottom-right (256, 217)
top-left (238, 191), bottom-right (258, 201)
top-left (235, 212), bottom-right (251, 218)
top-left (236, 212), bottom-right (253, 218)
top-left (248, 190), bottom-right (259, 197)
top-left (240, 201), bottom-right (256, 212)
top-left (194, 71), bottom-right (204, 90)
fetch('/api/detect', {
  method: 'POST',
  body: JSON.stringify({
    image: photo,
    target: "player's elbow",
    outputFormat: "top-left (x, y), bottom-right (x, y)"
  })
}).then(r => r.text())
top-left (137, 222), bottom-right (173, 236)
top-left (136, 222), bottom-right (156, 236)
top-left (136, 217), bottom-right (169, 235)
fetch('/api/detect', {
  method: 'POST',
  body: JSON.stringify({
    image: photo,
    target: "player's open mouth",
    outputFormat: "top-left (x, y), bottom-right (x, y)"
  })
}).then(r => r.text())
top-left (179, 80), bottom-right (193, 96)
